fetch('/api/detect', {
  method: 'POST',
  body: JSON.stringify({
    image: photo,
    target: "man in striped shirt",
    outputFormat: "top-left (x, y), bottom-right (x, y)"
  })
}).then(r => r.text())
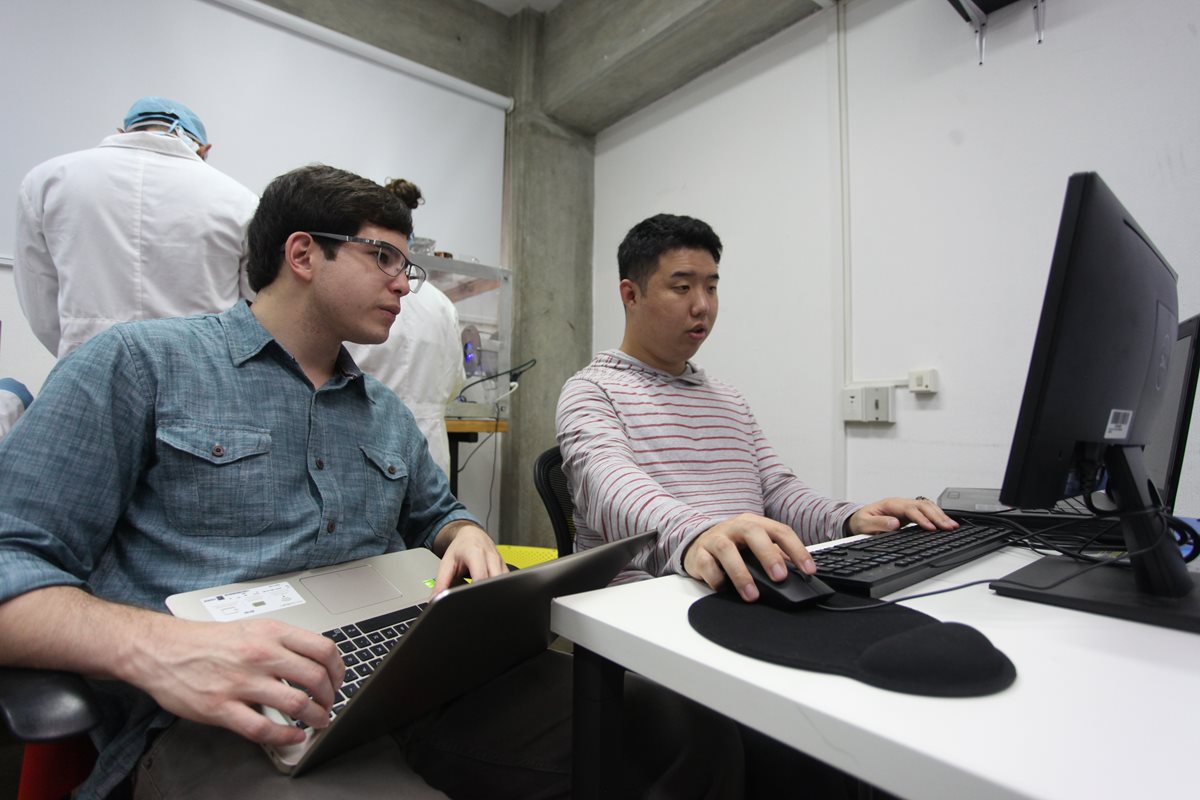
top-left (557, 213), bottom-right (958, 603)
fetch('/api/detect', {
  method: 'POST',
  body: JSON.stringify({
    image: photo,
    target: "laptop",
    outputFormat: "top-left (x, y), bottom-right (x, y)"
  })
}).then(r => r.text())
top-left (166, 530), bottom-right (656, 775)
top-left (940, 313), bottom-right (1200, 533)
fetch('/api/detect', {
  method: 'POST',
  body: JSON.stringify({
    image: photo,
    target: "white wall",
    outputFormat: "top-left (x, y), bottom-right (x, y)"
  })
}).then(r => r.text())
top-left (594, 12), bottom-right (847, 498)
top-left (843, 0), bottom-right (1200, 504)
top-left (593, 0), bottom-right (1200, 509)
top-left (0, 0), bottom-right (509, 525)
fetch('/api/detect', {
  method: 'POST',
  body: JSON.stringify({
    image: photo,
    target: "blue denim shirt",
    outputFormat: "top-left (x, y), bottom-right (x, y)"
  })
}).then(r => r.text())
top-left (0, 301), bottom-right (476, 797)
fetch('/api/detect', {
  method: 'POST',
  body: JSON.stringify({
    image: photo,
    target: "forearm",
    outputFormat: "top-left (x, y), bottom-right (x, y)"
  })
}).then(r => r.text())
top-left (757, 436), bottom-right (858, 543)
top-left (0, 585), bottom-right (164, 682)
top-left (431, 519), bottom-right (480, 556)
top-left (557, 414), bottom-right (712, 576)
top-left (766, 482), bottom-right (859, 544)
top-left (0, 584), bottom-right (345, 742)
top-left (557, 382), bottom-right (710, 574)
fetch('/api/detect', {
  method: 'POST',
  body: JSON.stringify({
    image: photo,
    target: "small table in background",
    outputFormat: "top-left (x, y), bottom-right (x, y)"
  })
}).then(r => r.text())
top-left (445, 418), bottom-right (509, 496)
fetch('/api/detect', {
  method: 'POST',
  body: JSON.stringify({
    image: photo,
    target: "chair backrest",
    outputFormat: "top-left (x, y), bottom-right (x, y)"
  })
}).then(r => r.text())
top-left (532, 446), bottom-right (576, 556)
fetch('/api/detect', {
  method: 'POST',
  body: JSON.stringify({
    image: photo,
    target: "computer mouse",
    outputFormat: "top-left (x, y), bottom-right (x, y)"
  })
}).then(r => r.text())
top-left (741, 551), bottom-right (836, 609)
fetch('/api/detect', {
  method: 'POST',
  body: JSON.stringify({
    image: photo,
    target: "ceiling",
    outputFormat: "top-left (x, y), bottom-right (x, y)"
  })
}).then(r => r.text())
top-left (474, 0), bottom-right (563, 16)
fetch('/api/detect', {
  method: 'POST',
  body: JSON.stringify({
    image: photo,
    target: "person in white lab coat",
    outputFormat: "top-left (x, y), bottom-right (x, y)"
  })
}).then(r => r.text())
top-left (346, 179), bottom-right (466, 477)
top-left (14, 96), bottom-right (259, 357)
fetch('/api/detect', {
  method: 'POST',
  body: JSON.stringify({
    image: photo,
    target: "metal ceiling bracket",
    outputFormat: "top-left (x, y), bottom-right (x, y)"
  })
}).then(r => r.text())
top-left (958, 0), bottom-right (989, 65)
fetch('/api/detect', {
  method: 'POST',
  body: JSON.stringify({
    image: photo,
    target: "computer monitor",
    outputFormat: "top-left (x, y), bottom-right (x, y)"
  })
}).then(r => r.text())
top-left (992, 172), bottom-right (1200, 633)
top-left (1144, 314), bottom-right (1200, 513)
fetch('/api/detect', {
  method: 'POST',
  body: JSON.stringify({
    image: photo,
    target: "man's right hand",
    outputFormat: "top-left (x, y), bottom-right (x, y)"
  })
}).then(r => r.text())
top-left (681, 513), bottom-right (815, 603)
top-left (0, 585), bottom-right (344, 746)
top-left (129, 615), bottom-right (346, 745)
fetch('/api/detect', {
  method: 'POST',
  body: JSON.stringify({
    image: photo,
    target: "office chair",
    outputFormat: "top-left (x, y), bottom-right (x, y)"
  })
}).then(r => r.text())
top-left (532, 446), bottom-right (576, 556)
top-left (0, 667), bottom-right (100, 800)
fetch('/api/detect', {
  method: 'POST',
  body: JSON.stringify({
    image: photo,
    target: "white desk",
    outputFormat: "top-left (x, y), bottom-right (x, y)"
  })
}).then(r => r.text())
top-left (551, 547), bottom-right (1200, 800)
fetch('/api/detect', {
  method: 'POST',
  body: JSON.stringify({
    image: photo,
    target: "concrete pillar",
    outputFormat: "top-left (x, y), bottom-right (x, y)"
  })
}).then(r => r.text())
top-left (499, 10), bottom-right (595, 548)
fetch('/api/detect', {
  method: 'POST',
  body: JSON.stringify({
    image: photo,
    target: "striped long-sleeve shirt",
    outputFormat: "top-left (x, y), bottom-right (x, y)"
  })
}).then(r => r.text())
top-left (556, 350), bottom-right (859, 583)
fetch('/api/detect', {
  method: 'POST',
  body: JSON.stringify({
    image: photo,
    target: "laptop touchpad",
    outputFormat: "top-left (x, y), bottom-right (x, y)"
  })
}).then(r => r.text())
top-left (301, 565), bottom-right (402, 615)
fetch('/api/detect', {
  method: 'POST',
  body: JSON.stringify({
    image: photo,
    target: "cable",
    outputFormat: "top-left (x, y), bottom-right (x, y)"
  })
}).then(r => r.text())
top-left (457, 431), bottom-right (495, 473)
top-left (456, 358), bottom-right (537, 402)
top-left (453, 403), bottom-right (504, 531)
top-left (1166, 514), bottom-right (1200, 562)
top-left (454, 359), bottom-right (536, 527)
top-left (485, 408), bottom-right (500, 532)
top-left (491, 381), bottom-right (520, 405)
top-left (814, 507), bottom-right (1191, 612)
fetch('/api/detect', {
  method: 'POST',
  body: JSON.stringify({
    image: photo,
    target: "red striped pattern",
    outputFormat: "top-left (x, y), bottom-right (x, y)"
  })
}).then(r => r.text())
top-left (556, 351), bottom-right (856, 582)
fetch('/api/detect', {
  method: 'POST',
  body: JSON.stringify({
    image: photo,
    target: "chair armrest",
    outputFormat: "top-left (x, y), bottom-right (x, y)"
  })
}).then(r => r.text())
top-left (0, 667), bottom-right (101, 743)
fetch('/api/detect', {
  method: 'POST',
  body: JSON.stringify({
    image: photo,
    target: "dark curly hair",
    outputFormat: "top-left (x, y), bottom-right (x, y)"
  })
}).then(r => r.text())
top-left (384, 178), bottom-right (424, 211)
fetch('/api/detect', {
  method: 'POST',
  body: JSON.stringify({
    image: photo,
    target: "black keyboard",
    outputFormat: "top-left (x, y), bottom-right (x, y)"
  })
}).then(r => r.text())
top-left (288, 602), bottom-right (426, 729)
top-left (813, 521), bottom-right (1013, 598)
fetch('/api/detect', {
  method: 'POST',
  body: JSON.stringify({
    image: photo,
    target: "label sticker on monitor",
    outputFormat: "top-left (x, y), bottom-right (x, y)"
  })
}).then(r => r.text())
top-left (1104, 409), bottom-right (1133, 440)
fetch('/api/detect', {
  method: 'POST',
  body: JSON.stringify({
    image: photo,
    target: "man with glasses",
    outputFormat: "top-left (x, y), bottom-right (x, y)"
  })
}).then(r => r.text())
top-left (0, 166), bottom-right (740, 799)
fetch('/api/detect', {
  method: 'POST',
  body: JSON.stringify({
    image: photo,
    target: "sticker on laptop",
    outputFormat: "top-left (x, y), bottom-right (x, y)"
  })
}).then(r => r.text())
top-left (199, 581), bottom-right (306, 621)
top-left (1104, 409), bottom-right (1133, 440)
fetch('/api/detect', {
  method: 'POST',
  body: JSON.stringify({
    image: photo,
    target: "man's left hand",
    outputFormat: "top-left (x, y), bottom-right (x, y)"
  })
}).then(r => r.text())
top-left (431, 521), bottom-right (508, 594)
top-left (847, 497), bottom-right (959, 536)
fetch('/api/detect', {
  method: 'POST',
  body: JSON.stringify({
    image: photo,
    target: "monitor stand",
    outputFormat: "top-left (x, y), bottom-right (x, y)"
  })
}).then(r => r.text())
top-left (992, 445), bottom-right (1200, 634)
top-left (992, 557), bottom-right (1200, 634)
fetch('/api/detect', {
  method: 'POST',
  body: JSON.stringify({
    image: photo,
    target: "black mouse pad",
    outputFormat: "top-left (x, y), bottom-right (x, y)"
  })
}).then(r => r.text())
top-left (688, 592), bottom-right (1016, 697)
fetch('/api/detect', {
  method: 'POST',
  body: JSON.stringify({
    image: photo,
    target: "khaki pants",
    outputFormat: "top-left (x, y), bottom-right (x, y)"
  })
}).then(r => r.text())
top-left (133, 650), bottom-right (744, 800)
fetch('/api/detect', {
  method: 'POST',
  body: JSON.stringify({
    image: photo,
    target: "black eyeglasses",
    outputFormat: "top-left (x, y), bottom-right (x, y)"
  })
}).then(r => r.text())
top-left (307, 232), bottom-right (425, 292)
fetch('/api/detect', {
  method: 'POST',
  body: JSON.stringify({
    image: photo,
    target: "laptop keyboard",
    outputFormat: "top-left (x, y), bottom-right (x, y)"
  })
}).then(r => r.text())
top-left (813, 521), bottom-right (1014, 598)
top-left (289, 602), bottom-right (427, 729)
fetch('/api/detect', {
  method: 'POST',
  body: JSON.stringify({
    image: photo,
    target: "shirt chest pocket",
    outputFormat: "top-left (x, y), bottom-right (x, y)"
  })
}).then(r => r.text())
top-left (156, 424), bottom-right (274, 536)
top-left (360, 444), bottom-right (409, 540)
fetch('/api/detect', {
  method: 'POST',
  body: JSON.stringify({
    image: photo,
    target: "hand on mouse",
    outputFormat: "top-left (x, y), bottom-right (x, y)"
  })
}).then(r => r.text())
top-left (682, 513), bottom-right (814, 603)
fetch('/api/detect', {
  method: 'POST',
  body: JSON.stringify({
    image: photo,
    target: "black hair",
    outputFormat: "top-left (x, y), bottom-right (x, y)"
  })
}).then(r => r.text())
top-left (246, 164), bottom-right (413, 292)
top-left (617, 213), bottom-right (723, 289)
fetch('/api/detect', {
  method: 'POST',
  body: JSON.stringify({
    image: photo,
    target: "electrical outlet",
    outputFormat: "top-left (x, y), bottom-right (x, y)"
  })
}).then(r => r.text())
top-left (841, 387), bottom-right (866, 422)
top-left (908, 368), bottom-right (939, 394)
top-left (864, 385), bottom-right (895, 423)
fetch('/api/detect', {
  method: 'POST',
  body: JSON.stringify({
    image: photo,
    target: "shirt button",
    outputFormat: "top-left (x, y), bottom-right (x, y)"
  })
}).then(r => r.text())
top-left (387, 465), bottom-right (397, 475)
top-left (316, 458), bottom-right (325, 470)
top-left (211, 445), bottom-right (225, 457)
top-left (327, 521), bottom-right (336, 533)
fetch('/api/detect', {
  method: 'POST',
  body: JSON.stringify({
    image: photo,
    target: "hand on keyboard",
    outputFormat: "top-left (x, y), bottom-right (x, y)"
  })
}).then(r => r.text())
top-left (848, 496), bottom-right (960, 536)
top-left (132, 616), bottom-right (345, 747)
top-left (814, 520), bottom-right (1012, 597)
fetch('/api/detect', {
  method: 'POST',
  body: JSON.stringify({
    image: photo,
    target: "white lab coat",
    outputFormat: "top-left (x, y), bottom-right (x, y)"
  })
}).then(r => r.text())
top-left (14, 132), bottom-right (259, 357)
top-left (347, 284), bottom-right (466, 477)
